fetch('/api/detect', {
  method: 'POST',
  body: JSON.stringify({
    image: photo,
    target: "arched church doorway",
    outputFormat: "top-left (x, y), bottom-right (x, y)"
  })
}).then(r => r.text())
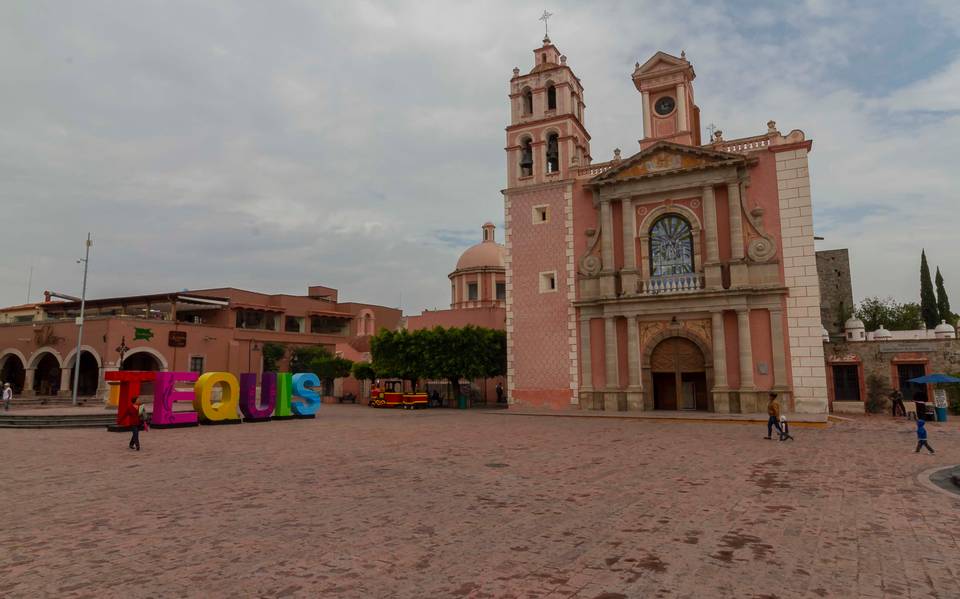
top-left (0, 353), bottom-right (26, 394)
top-left (71, 351), bottom-right (100, 396)
top-left (33, 353), bottom-right (61, 396)
top-left (122, 352), bottom-right (161, 395)
top-left (650, 337), bottom-right (708, 411)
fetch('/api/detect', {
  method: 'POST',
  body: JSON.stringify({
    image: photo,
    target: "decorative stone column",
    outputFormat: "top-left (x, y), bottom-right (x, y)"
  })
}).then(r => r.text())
top-left (641, 91), bottom-right (651, 136)
top-left (22, 368), bottom-right (36, 397)
top-left (579, 319), bottom-right (593, 393)
top-left (737, 308), bottom-right (757, 412)
top-left (599, 201), bottom-right (617, 297)
top-left (711, 311), bottom-right (730, 412)
top-left (58, 367), bottom-right (72, 397)
top-left (702, 185), bottom-right (722, 289)
top-left (728, 181), bottom-right (748, 287)
top-left (621, 199), bottom-right (639, 294)
top-left (770, 308), bottom-right (788, 391)
top-left (676, 84), bottom-right (688, 131)
top-left (604, 316), bottom-right (619, 411)
top-left (626, 316), bottom-right (643, 410)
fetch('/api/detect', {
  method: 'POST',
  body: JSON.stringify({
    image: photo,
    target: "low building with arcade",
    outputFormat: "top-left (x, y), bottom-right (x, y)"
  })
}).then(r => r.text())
top-left (0, 285), bottom-right (399, 401)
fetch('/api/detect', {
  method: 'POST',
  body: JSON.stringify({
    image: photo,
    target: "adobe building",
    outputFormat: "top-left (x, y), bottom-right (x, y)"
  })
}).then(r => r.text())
top-left (817, 250), bottom-right (960, 413)
top-left (406, 222), bottom-right (506, 332)
top-left (0, 285), bottom-right (399, 400)
top-left (503, 38), bottom-right (828, 414)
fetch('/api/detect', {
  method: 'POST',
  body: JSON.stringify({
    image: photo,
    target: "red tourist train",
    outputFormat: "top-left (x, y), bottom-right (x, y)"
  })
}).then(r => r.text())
top-left (368, 379), bottom-right (428, 409)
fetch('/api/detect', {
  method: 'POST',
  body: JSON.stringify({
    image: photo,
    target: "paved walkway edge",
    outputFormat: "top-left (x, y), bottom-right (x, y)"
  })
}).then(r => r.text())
top-left (485, 410), bottom-right (830, 428)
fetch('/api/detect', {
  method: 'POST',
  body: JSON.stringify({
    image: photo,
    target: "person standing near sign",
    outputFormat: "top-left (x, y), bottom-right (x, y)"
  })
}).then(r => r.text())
top-left (128, 397), bottom-right (144, 451)
top-left (890, 388), bottom-right (906, 417)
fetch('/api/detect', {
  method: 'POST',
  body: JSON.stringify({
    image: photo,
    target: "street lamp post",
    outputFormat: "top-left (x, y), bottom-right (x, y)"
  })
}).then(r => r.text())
top-left (71, 233), bottom-right (92, 406)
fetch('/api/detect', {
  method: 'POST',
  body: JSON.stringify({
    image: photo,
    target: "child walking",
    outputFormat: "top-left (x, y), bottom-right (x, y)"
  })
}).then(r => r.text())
top-left (915, 419), bottom-right (935, 454)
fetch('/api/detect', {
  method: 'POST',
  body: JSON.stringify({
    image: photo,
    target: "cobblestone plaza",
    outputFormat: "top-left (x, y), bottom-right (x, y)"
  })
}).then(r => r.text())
top-left (1, 406), bottom-right (958, 598)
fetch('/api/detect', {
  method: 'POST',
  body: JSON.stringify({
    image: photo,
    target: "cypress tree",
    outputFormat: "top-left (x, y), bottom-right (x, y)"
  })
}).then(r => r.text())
top-left (936, 267), bottom-right (953, 325)
top-left (919, 250), bottom-right (939, 328)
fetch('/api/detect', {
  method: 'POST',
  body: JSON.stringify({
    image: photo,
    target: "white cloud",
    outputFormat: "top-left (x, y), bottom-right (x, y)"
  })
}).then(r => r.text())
top-left (0, 0), bottom-right (957, 314)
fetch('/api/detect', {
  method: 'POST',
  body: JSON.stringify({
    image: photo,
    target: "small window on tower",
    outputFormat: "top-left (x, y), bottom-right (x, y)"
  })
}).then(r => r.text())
top-left (522, 88), bottom-right (533, 115)
top-left (539, 271), bottom-right (558, 293)
top-left (468, 283), bottom-right (478, 301)
top-left (533, 205), bottom-right (549, 224)
top-left (547, 84), bottom-right (557, 110)
top-left (496, 282), bottom-right (506, 301)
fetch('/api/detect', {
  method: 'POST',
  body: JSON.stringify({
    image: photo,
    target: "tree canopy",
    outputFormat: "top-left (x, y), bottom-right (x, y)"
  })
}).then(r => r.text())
top-left (370, 325), bottom-right (507, 395)
top-left (854, 297), bottom-right (922, 331)
top-left (935, 267), bottom-right (955, 326)
top-left (920, 250), bottom-right (939, 329)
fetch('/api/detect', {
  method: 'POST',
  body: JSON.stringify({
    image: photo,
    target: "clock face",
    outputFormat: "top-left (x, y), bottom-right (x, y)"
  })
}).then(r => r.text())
top-left (654, 96), bottom-right (676, 116)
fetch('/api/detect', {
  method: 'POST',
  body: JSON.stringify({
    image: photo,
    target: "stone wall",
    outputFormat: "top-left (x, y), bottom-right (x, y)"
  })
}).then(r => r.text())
top-left (823, 338), bottom-right (960, 412)
top-left (816, 249), bottom-right (853, 337)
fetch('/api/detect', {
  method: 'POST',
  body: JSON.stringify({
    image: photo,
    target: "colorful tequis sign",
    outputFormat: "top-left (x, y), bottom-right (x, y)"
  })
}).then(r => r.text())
top-left (105, 371), bottom-right (322, 428)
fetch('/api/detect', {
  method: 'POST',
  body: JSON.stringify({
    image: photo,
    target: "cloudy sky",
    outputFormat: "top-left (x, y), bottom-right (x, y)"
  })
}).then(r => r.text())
top-left (1, 0), bottom-right (958, 314)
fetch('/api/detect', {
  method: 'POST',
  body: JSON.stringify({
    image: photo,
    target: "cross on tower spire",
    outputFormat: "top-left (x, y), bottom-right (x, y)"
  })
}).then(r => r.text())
top-left (539, 10), bottom-right (553, 41)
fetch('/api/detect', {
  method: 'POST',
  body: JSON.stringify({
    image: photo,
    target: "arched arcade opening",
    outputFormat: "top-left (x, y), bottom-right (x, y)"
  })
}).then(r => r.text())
top-left (70, 351), bottom-right (100, 397)
top-left (0, 353), bottom-right (26, 394)
top-left (33, 353), bottom-right (62, 396)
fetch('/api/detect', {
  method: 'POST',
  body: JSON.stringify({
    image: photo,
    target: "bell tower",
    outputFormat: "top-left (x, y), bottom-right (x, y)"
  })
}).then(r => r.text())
top-left (505, 36), bottom-right (592, 187)
top-left (632, 51), bottom-right (701, 148)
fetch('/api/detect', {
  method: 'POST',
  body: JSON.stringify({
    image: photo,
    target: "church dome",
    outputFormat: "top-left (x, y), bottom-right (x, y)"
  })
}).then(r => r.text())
top-left (873, 325), bottom-right (892, 340)
top-left (844, 317), bottom-right (865, 330)
top-left (455, 223), bottom-right (506, 271)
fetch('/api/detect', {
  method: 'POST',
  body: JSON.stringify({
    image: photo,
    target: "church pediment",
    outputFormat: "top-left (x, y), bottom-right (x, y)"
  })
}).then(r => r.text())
top-left (589, 141), bottom-right (746, 187)
top-left (634, 51), bottom-right (688, 76)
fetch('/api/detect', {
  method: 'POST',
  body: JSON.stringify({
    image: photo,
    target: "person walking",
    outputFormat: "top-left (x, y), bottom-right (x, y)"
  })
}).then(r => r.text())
top-left (915, 419), bottom-right (935, 454)
top-left (2, 382), bottom-right (12, 411)
top-left (128, 397), bottom-right (143, 451)
top-left (890, 388), bottom-right (906, 417)
top-left (496, 382), bottom-right (504, 404)
top-left (765, 392), bottom-right (784, 440)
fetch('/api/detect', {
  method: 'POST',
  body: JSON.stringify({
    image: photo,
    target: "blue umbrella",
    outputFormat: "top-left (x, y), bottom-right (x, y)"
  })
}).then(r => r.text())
top-left (908, 374), bottom-right (960, 384)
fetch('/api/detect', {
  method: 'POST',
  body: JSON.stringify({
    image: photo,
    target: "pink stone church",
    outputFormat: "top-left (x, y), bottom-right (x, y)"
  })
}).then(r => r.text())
top-left (504, 37), bottom-right (828, 414)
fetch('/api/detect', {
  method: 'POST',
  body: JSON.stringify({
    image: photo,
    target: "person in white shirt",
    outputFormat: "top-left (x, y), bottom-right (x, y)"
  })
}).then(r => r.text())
top-left (2, 383), bottom-right (12, 411)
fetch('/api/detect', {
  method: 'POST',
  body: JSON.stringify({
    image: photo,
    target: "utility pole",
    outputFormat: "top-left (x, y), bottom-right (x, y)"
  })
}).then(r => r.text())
top-left (71, 233), bottom-right (92, 406)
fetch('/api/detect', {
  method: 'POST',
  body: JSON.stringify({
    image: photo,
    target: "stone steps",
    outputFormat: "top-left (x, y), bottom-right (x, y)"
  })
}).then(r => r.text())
top-left (0, 413), bottom-right (115, 429)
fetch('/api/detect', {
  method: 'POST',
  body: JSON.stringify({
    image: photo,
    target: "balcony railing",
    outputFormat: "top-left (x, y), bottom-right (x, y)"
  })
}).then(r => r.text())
top-left (638, 273), bottom-right (705, 295)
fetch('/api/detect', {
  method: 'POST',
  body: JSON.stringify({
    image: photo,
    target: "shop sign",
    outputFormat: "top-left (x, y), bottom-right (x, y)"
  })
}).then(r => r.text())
top-left (168, 331), bottom-right (187, 347)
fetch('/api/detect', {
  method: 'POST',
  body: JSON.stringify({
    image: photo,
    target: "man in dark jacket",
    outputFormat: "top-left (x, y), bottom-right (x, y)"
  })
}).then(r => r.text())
top-left (128, 397), bottom-right (142, 451)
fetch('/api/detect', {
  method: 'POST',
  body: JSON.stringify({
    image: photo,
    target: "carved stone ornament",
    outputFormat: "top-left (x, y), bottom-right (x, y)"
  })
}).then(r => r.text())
top-left (738, 184), bottom-right (778, 263)
top-left (33, 325), bottom-right (64, 347)
top-left (578, 226), bottom-right (603, 276)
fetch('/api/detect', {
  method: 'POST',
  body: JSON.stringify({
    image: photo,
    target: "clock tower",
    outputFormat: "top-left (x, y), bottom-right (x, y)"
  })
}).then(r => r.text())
top-left (632, 51), bottom-right (701, 149)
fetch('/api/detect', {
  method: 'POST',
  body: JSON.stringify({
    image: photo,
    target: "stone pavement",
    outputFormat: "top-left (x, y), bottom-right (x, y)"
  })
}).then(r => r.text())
top-left (0, 405), bottom-right (957, 598)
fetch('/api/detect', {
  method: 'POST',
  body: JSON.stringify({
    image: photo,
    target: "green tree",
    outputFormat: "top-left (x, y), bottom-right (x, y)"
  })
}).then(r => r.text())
top-left (351, 361), bottom-right (376, 382)
top-left (370, 329), bottom-right (429, 390)
top-left (289, 346), bottom-right (332, 373)
top-left (920, 250), bottom-right (939, 328)
top-left (935, 267), bottom-right (955, 326)
top-left (854, 297), bottom-right (922, 331)
top-left (261, 342), bottom-right (286, 372)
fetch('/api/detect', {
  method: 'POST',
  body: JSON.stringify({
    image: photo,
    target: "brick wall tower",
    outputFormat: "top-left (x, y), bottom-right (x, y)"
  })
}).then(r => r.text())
top-left (503, 36), bottom-right (592, 407)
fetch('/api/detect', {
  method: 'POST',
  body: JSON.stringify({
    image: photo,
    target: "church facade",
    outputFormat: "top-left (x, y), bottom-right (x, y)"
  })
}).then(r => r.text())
top-left (503, 38), bottom-right (828, 414)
